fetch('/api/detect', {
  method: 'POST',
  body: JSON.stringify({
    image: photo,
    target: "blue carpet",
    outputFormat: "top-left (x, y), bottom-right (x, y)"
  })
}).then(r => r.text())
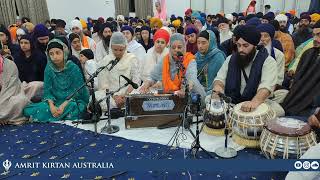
top-left (0, 123), bottom-right (287, 180)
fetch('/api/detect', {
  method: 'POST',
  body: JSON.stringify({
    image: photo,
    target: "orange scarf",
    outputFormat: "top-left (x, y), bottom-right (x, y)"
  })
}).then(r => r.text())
top-left (162, 52), bottom-right (194, 93)
top-left (82, 35), bottom-right (89, 48)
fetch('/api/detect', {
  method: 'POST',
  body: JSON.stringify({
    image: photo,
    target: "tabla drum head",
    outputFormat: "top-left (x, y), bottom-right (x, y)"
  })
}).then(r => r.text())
top-left (260, 117), bottom-right (317, 159)
top-left (233, 102), bottom-right (270, 117)
top-left (206, 99), bottom-right (224, 113)
top-left (265, 117), bottom-right (312, 137)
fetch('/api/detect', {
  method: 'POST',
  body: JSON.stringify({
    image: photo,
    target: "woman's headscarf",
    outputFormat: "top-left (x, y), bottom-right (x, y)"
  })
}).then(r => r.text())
top-left (46, 39), bottom-right (71, 72)
top-left (169, 33), bottom-right (186, 62)
top-left (68, 33), bottom-right (84, 59)
top-left (154, 0), bottom-right (167, 21)
top-left (108, 32), bottom-right (128, 58)
top-left (195, 30), bottom-right (226, 90)
top-left (19, 34), bottom-right (34, 52)
top-left (196, 30), bottom-right (225, 66)
top-left (185, 24), bottom-right (199, 55)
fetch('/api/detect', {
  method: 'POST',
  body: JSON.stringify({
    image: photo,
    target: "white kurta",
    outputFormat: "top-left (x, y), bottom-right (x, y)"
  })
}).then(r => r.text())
top-left (94, 40), bottom-right (108, 63)
top-left (266, 44), bottom-right (285, 85)
top-left (214, 51), bottom-right (285, 116)
top-left (95, 52), bottom-right (140, 110)
top-left (127, 40), bottom-right (146, 81)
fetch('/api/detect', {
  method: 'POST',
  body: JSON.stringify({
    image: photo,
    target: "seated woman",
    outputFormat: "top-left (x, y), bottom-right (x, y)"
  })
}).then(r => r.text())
top-left (13, 35), bottom-right (47, 101)
top-left (141, 29), bottom-right (170, 82)
top-left (23, 39), bottom-right (89, 122)
top-left (140, 33), bottom-right (206, 99)
top-left (0, 54), bottom-right (30, 125)
top-left (195, 30), bottom-right (225, 93)
top-left (0, 25), bottom-right (19, 60)
top-left (95, 32), bottom-right (140, 110)
top-left (69, 33), bottom-right (84, 59)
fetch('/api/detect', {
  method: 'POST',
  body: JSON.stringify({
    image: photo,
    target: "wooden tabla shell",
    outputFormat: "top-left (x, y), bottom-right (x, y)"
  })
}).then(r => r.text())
top-left (231, 102), bottom-right (276, 148)
top-left (260, 117), bottom-right (317, 159)
top-left (203, 100), bottom-right (227, 136)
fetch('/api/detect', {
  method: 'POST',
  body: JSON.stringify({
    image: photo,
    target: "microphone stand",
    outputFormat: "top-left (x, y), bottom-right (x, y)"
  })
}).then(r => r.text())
top-left (100, 83), bottom-right (129, 134)
top-left (215, 97), bottom-right (237, 158)
top-left (176, 57), bottom-right (213, 158)
top-left (69, 65), bottom-right (110, 135)
top-left (70, 58), bottom-right (117, 133)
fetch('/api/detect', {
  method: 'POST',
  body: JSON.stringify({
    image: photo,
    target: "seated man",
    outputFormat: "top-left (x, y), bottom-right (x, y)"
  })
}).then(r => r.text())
top-left (95, 32), bottom-right (140, 110)
top-left (212, 25), bottom-right (284, 116)
top-left (256, 23), bottom-right (285, 87)
top-left (281, 21), bottom-right (320, 116)
top-left (140, 33), bottom-right (206, 99)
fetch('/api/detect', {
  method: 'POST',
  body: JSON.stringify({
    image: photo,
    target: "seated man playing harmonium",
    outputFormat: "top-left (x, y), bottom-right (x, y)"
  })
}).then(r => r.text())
top-left (139, 33), bottom-right (206, 99)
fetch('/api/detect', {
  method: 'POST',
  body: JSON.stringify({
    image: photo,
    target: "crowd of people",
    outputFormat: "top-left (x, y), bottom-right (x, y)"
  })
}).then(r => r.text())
top-left (0, 2), bottom-right (320, 134)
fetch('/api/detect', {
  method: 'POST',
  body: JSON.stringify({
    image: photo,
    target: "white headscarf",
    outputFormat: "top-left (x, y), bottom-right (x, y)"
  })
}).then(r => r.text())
top-left (108, 32), bottom-right (128, 57)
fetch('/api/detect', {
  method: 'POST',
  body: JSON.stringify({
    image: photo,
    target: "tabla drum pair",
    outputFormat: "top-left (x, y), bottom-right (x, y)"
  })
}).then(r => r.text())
top-left (231, 102), bottom-right (276, 148)
top-left (260, 117), bottom-right (317, 159)
top-left (203, 99), bottom-right (228, 136)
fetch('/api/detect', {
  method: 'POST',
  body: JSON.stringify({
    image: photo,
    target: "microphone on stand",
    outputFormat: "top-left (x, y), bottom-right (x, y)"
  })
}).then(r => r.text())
top-left (212, 90), bottom-right (232, 103)
top-left (120, 75), bottom-right (139, 89)
top-left (175, 52), bottom-right (184, 67)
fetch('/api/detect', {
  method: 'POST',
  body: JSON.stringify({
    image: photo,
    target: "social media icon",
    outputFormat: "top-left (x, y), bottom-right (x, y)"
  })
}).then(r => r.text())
top-left (294, 161), bottom-right (303, 169)
top-left (311, 161), bottom-right (319, 170)
top-left (303, 161), bottom-right (311, 170)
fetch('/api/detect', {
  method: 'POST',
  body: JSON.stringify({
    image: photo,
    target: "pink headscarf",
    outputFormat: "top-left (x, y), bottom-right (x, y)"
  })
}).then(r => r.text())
top-left (0, 55), bottom-right (3, 80)
top-left (155, 0), bottom-right (167, 21)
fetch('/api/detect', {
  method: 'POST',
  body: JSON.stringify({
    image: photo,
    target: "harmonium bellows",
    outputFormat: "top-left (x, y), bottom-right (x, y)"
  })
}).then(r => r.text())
top-left (125, 94), bottom-right (187, 129)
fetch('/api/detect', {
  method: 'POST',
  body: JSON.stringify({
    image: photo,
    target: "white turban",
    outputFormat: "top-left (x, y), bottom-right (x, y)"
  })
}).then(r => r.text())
top-left (117, 15), bottom-right (125, 21)
top-left (275, 14), bottom-right (288, 23)
top-left (70, 20), bottom-right (83, 30)
top-left (225, 14), bottom-right (234, 21)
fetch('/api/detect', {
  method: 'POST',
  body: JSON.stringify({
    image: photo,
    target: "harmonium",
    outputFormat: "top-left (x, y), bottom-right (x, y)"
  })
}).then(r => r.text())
top-left (125, 94), bottom-right (187, 129)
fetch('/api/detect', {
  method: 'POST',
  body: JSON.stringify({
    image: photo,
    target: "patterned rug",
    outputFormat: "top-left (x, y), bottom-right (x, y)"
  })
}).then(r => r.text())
top-left (0, 123), bottom-right (287, 180)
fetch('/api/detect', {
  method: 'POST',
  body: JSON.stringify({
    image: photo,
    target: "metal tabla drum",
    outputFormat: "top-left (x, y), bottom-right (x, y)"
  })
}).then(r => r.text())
top-left (231, 102), bottom-right (276, 148)
top-left (260, 117), bottom-right (317, 159)
top-left (203, 99), bottom-right (226, 136)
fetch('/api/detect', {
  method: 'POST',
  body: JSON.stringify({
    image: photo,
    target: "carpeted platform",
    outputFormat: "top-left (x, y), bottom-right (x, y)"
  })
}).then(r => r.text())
top-left (0, 123), bottom-right (287, 180)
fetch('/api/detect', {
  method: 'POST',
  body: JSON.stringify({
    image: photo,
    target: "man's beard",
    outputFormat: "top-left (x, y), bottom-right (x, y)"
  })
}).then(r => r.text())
top-left (103, 35), bottom-right (111, 50)
top-left (236, 48), bottom-right (256, 69)
top-left (38, 43), bottom-right (47, 52)
top-left (298, 24), bottom-right (309, 33)
top-left (220, 28), bottom-right (230, 34)
top-left (280, 26), bottom-right (287, 33)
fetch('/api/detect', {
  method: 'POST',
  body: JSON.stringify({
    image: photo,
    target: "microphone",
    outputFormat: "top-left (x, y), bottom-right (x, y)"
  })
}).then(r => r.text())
top-left (212, 90), bottom-right (232, 103)
top-left (108, 58), bottom-right (120, 71)
top-left (174, 51), bottom-right (185, 73)
top-left (176, 51), bottom-right (184, 57)
top-left (120, 75), bottom-right (139, 89)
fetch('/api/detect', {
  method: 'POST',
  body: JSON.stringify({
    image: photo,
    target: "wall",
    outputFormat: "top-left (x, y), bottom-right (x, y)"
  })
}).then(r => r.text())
top-left (46, 0), bottom-right (311, 23)
top-left (46, 0), bottom-right (115, 27)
